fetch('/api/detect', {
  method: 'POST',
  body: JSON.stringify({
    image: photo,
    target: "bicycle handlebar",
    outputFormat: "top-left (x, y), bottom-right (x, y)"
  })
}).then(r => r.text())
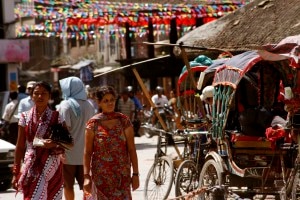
top-left (140, 124), bottom-right (174, 135)
top-left (175, 129), bottom-right (210, 136)
top-left (141, 124), bottom-right (210, 136)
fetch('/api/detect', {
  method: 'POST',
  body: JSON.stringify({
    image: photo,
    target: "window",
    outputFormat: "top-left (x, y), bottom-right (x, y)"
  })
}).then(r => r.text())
top-left (68, 37), bottom-right (77, 48)
top-left (109, 35), bottom-right (116, 56)
top-left (79, 39), bottom-right (86, 47)
top-left (88, 36), bottom-right (95, 45)
top-left (98, 34), bottom-right (104, 52)
top-left (43, 38), bottom-right (57, 59)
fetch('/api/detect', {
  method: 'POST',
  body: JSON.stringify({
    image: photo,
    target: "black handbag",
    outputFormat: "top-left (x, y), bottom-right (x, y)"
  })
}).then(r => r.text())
top-left (49, 111), bottom-right (74, 150)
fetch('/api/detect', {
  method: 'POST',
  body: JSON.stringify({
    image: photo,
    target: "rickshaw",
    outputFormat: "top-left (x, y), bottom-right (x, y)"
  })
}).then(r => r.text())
top-left (173, 56), bottom-right (229, 197)
top-left (143, 55), bottom-right (213, 200)
top-left (196, 43), bottom-right (300, 199)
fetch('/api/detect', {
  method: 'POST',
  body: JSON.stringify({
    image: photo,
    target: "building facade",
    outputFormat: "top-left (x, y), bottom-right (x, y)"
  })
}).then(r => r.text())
top-left (1, 0), bottom-right (249, 93)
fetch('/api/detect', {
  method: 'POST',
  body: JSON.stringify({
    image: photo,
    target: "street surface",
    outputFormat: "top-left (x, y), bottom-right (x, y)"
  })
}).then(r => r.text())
top-left (0, 135), bottom-right (181, 200)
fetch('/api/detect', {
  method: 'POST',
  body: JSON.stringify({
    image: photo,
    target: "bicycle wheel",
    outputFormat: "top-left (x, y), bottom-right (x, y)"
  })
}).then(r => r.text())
top-left (175, 160), bottom-right (199, 197)
top-left (144, 156), bottom-right (174, 200)
top-left (198, 159), bottom-right (224, 200)
top-left (286, 171), bottom-right (300, 200)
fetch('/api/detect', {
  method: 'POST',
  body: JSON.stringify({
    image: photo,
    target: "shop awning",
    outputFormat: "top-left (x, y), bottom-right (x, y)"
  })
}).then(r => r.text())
top-left (71, 60), bottom-right (95, 70)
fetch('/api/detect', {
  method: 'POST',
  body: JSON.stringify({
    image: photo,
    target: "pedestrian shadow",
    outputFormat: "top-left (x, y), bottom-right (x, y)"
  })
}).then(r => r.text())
top-left (135, 143), bottom-right (157, 150)
top-left (0, 188), bottom-right (17, 194)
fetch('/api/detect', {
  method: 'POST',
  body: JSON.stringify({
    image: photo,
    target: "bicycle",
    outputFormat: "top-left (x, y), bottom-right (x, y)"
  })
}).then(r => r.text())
top-left (174, 128), bottom-right (212, 197)
top-left (143, 126), bottom-right (184, 200)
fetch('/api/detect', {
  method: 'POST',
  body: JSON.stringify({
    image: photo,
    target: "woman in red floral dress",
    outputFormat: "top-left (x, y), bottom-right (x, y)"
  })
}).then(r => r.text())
top-left (83, 86), bottom-right (139, 200)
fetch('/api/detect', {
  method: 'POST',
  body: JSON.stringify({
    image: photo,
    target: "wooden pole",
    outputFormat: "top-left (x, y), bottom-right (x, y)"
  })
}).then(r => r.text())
top-left (132, 67), bottom-right (183, 160)
top-left (132, 68), bottom-right (168, 131)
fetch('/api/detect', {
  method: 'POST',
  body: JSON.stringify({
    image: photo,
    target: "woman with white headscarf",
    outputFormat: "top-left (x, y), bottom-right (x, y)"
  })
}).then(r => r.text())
top-left (58, 76), bottom-right (95, 200)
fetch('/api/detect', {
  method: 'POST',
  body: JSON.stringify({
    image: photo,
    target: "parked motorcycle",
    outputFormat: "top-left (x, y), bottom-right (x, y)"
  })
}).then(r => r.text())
top-left (140, 104), bottom-right (176, 138)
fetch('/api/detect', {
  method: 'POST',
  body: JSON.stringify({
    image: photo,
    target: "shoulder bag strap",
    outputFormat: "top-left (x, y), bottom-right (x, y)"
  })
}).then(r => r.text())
top-left (8, 101), bottom-right (19, 122)
top-left (50, 111), bottom-right (59, 125)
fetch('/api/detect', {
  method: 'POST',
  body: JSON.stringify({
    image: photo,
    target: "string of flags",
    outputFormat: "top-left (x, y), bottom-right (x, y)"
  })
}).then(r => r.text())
top-left (15, 0), bottom-right (249, 39)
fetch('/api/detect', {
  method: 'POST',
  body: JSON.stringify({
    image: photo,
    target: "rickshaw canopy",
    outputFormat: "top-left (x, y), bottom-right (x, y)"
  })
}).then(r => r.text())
top-left (210, 43), bottom-right (300, 139)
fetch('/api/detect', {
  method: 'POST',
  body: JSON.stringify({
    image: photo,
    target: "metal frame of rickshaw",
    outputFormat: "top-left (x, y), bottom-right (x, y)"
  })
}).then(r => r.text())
top-left (137, 43), bottom-right (222, 200)
top-left (141, 60), bottom-right (212, 200)
top-left (136, 44), bottom-right (233, 199)
top-left (173, 57), bottom-right (231, 198)
top-left (173, 63), bottom-right (209, 197)
top-left (197, 49), bottom-right (300, 199)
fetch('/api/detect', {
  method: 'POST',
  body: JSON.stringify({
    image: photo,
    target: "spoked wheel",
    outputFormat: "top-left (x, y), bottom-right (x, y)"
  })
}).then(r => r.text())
top-left (175, 160), bottom-right (199, 197)
top-left (291, 171), bottom-right (300, 199)
top-left (198, 159), bottom-right (224, 200)
top-left (144, 156), bottom-right (174, 200)
top-left (285, 171), bottom-right (300, 200)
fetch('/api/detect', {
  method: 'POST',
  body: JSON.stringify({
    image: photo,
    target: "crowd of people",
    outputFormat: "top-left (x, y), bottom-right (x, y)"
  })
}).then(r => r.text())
top-left (0, 74), bottom-right (193, 199)
top-left (2, 77), bottom-right (147, 200)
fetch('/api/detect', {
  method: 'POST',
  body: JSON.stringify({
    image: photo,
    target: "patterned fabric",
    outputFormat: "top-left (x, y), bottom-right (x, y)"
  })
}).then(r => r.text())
top-left (18, 106), bottom-right (63, 200)
top-left (86, 112), bottom-right (132, 200)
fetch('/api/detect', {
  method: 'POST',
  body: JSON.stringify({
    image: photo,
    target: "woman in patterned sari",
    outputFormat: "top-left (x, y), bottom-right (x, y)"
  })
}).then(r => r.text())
top-left (12, 81), bottom-right (65, 200)
top-left (83, 86), bottom-right (139, 200)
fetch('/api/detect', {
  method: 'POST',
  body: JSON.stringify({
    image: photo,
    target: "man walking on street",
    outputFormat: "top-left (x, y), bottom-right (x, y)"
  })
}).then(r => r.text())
top-left (58, 76), bottom-right (94, 200)
top-left (127, 86), bottom-right (143, 137)
top-left (117, 87), bottom-right (135, 121)
top-left (17, 81), bottom-right (36, 118)
top-left (2, 91), bottom-right (19, 144)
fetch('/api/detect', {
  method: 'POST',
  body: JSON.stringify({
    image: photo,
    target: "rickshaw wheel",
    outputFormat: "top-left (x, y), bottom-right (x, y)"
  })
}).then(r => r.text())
top-left (286, 171), bottom-right (300, 200)
top-left (175, 160), bottom-right (199, 197)
top-left (198, 159), bottom-right (223, 199)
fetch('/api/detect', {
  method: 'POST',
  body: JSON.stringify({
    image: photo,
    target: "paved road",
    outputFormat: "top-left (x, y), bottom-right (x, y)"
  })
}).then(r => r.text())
top-left (0, 135), bottom-right (181, 200)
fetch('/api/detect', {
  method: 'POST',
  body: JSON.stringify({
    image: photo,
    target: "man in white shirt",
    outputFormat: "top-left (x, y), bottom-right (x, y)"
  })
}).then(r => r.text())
top-left (151, 86), bottom-right (169, 126)
top-left (17, 81), bottom-right (36, 118)
top-left (2, 91), bottom-right (19, 144)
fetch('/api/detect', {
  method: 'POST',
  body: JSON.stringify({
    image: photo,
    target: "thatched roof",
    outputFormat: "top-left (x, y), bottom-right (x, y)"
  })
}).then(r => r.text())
top-left (174, 0), bottom-right (300, 58)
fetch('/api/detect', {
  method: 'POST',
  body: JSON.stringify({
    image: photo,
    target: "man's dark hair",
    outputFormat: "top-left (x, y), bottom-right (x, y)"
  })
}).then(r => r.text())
top-left (10, 91), bottom-right (18, 100)
top-left (18, 85), bottom-right (26, 93)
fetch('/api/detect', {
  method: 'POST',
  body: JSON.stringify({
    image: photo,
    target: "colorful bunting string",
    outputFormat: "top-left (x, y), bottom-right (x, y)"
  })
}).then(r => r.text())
top-left (15, 0), bottom-right (249, 40)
